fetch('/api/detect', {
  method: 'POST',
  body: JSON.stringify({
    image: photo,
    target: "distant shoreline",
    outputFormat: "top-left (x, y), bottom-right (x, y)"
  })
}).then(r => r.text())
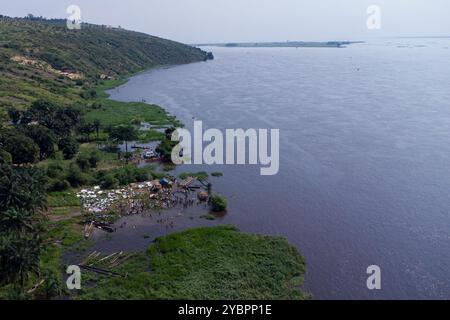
top-left (193, 41), bottom-right (363, 48)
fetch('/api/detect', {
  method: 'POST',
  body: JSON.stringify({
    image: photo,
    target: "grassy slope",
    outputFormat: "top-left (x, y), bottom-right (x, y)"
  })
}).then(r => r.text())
top-left (0, 16), bottom-right (208, 110)
top-left (78, 226), bottom-right (308, 300)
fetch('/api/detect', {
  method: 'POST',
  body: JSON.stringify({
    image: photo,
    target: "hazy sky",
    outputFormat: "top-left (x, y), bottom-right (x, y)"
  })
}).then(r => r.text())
top-left (1, 0), bottom-right (449, 43)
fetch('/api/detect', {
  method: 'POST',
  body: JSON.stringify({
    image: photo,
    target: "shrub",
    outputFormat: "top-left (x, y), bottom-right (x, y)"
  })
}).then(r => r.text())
top-left (76, 150), bottom-right (100, 172)
top-left (156, 139), bottom-right (177, 162)
top-left (124, 152), bottom-right (133, 163)
top-left (115, 166), bottom-right (149, 185)
top-left (46, 162), bottom-right (66, 179)
top-left (99, 173), bottom-right (119, 190)
top-left (81, 89), bottom-right (97, 99)
top-left (96, 166), bottom-right (153, 188)
top-left (48, 179), bottom-right (70, 192)
top-left (88, 150), bottom-right (101, 168)
top-left (211, 172), bottom-right (223, 177)
top-left (0, 149), bottom-right (12, 165)
top-left (76, 153), bottom-right (91, 172)
top-left (66, 163), bottom-right (87, 187)
top-left (211, 195), bottom-right (227, 212)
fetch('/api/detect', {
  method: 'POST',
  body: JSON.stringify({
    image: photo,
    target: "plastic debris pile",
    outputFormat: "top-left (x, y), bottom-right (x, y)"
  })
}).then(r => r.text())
top-left (77, 185), bottom-right (138, 215)
top-left (77, 178), bottom-right (208, 238)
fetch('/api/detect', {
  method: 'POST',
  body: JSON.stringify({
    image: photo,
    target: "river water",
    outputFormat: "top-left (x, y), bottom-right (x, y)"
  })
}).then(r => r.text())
top-left (109, 39), bottom-right (450, 299)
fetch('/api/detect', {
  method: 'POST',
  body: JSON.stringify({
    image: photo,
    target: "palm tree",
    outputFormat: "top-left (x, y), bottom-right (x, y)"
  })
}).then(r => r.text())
top-left (0, 165), bottom-right (47, 212)
top-left (0, 229), bottom-right (41, 290)
top-left (0, 164), bottom-right (46, 292)
top-left (0, 208), bottom-right (34, 232)
top-left (43, 271), bottom-right (62, 300)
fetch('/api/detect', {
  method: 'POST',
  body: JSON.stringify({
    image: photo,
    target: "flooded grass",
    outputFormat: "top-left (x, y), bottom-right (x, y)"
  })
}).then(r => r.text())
top-left (75, 226), bottom-right (308, 300)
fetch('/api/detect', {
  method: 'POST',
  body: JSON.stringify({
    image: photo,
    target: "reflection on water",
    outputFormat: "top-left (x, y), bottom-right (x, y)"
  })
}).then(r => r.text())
top-left (109, 40), bottom-right (450, 299)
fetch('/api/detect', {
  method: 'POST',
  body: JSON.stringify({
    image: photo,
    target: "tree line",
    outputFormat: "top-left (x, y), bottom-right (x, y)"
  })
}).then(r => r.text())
top-left (0, 98), bottom-right (149, 297)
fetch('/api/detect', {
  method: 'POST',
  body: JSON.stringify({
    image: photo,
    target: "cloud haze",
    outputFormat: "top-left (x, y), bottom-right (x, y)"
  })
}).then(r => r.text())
top-left (1, 0), bottom-right (449, 43)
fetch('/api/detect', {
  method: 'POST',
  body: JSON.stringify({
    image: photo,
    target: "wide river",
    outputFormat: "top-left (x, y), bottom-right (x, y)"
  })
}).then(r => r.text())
top-left (109, 39), bottom-right (450, 299)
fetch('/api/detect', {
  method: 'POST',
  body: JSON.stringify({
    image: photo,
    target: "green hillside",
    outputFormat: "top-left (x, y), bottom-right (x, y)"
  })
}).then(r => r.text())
top-left (0, 15), bottom-right (209, 110)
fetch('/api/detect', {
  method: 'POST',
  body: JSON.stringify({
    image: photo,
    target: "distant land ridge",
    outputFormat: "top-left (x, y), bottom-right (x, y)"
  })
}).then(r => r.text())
top-left (193, 41), bottom-right (363, 48)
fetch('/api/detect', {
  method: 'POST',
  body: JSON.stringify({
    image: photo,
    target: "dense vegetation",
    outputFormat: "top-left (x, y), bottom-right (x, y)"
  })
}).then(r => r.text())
top-left (0, 15), bottom-right (211, 299)
top-left (0, 15), bottom-right (209, 110)
top-left (78, 226), bottom-right (308, 300)
top-left (0, 165), bottom-right (48, 298)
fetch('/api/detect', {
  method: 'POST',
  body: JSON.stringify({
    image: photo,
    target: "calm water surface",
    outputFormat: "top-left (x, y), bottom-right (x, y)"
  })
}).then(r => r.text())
top-left (109, 40), bottom-right (450, 299)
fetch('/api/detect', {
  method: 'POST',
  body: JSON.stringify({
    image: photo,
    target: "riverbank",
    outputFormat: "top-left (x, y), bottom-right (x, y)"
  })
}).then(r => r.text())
top-left (0, 54), bottom-right (309, 298)
top-left (46, 68), bottom-right (309, 300)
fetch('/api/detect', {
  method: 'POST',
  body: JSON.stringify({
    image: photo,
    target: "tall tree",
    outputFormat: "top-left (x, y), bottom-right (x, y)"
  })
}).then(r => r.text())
top-left (77, 121), bottom-right (95, 142)
top-left (20, 100), bottom-right (81, 137)
top-left (22, 125), bottom-right (56, 160)
top-left (0, 165), bottom-right (47, 212)
top-left (93, 119), bottom-right (101, 141)
top-left (7, 107), bottom-right (23, 125)
top-left (0, 165), bottom-right (47, 291)
top-left (57, 136), bottom-right (79, 160)
top-left (0, 128), bottom-right (39, 165)
top-left (108, 125), bottom-right (139, 162)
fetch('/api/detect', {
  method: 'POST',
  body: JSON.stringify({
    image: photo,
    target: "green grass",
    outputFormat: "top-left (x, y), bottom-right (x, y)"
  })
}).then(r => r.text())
top-left (84, 97), bottom-right (181, 128)
top-left (76, 226), bottom-right (308, 300)
top-left (47, 191), bottom-right (80, 208)
top-left (0, 62), bottom-right (83, 109)
top-left (82, 76), bottom-right (183, 131)
top-left (36, 216), bottom-right (93, 299)
top-left (179, 171), bottom-right (209, 181)
top-left (46, 218), bottom-right (84, 247)
top-left (94, 79), bottom-right (129, 99)
top-left (138, 130), bottom-right (165, 143)
top-left (79, 143), bottom-right (122, 169)
top-left (49, 206), bottom-right (76, 216)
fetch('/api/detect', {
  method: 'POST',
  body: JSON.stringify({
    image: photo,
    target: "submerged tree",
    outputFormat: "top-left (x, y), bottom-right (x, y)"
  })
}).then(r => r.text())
top-left (108, 125), bottom-right (138, 163)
